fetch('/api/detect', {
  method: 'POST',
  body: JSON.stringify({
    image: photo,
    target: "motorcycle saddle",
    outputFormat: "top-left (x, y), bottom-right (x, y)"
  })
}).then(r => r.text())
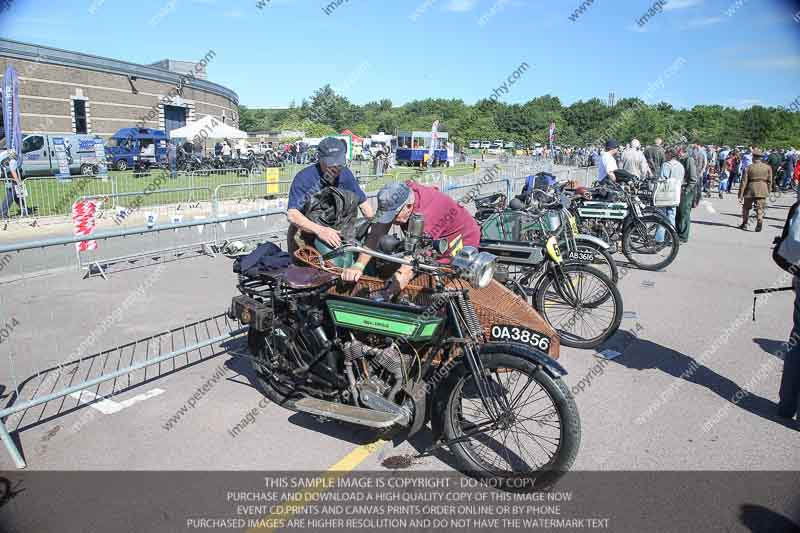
top-left (268, 266), bottom-right (338, 289)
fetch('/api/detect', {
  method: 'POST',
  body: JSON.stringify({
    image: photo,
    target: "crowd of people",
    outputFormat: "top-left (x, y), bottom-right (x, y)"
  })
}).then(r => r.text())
top-left (591, 138), bottom-right (800, 240)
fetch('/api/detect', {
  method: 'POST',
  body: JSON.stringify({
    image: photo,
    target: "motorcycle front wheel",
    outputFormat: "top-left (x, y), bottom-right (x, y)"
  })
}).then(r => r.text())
top-left (443, 347), bottom-right (580, 492)
top-left (568, 241), bottom-right (619, 284)
top-left (622, 216), bottom-right (679, 271)
top-left (534, 264), bottom-right (622, 349)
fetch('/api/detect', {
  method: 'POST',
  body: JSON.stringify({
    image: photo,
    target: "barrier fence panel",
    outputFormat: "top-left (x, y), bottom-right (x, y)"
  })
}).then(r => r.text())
top-left (0, 211), bottom-right (304, 467)
top-left (71, 210), bottom-right (289, 276)
top-left (9, 176), bottom-right (117, 221)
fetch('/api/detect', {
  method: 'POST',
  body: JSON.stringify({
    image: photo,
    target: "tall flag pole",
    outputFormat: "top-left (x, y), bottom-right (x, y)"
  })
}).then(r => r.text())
top-left (428, 120), bottom-right (439, 168)
top-left (2, 65), bottom-right (22, 155)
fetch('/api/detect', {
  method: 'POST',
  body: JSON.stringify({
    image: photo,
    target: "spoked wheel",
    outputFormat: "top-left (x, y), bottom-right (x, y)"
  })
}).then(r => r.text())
top-left (622, 217), bottom-right (679, 271)
top-left (247, 328), bottom-right (303, 405)
top-left (443, 348), bottom-right (580, 492)
top-left (534, 264), bottom-right (622, 349)
top-left (570, 242), bottom-right (618, 285)
top-left (564, 243), bottom-right (618, 307)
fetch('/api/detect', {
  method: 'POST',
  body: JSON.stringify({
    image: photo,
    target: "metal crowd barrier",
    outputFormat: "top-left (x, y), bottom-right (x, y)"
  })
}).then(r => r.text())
top-left (0, 312), bottom-right (247, 469)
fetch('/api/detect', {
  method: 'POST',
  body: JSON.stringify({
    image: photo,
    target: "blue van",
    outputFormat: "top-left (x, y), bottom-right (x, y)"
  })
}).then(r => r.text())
top-left (104, 128), bottom-right (168, 171)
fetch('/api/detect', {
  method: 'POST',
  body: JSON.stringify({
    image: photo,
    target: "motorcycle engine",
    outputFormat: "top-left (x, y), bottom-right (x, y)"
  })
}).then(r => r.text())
top-left (343, 338), bottom-right (414, 402)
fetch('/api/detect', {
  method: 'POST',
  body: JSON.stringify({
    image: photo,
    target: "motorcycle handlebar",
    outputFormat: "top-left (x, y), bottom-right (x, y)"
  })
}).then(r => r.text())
top-left (323, 244), bottom-right (443, 273)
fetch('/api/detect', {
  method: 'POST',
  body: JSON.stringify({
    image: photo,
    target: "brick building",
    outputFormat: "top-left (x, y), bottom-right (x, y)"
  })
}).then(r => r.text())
top-left (0, 38), bottom-right (238, 139)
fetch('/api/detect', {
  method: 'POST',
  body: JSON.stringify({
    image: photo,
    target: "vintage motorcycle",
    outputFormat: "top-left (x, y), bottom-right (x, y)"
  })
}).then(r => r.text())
top-left (474, 192), bottom-right (623, 349)
top-left (572, 175), bottom-right (680, 271)
top-left (230, 221), bottom-right (580, 491)
top-left (474, 190), bottom-right (619, 285)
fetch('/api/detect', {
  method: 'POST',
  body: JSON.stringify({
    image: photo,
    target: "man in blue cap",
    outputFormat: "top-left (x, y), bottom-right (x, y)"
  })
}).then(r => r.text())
top-left (287, 137), bottom-right (373, 254)
top-left (341, 180), bottom-right (479, 289)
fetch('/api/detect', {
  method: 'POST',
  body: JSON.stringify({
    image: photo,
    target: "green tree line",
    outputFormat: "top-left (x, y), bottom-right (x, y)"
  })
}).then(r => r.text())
top-left (238, 85), bottom-right (800, 148)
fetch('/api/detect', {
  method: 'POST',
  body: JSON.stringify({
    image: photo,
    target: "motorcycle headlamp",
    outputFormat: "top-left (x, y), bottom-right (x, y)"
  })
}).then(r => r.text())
top-left (452, 246), bottom-right (497, 289)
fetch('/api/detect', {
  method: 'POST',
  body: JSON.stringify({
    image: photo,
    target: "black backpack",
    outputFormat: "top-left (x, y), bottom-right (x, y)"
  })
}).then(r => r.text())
top-left (773, 201), bottom-right (800, 275)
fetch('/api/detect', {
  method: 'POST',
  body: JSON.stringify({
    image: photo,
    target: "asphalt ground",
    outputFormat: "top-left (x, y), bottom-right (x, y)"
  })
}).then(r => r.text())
top-left (0, 186), bottom-right (796, 476)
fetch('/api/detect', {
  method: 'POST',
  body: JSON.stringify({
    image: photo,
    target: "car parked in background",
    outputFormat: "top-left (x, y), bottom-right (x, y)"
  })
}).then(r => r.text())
top-left (468, 140), bottom-right (481, 149)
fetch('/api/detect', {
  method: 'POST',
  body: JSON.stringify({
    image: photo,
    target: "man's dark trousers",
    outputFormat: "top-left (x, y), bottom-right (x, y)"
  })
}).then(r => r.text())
top-left (676, 187), bottom-right (694, 242)
top-left (778, 279), bottom-right (800, 419)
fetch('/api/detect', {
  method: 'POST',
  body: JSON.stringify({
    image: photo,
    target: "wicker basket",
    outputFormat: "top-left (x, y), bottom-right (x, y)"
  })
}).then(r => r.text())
top-left (294, 246), bottom-right (560, 359)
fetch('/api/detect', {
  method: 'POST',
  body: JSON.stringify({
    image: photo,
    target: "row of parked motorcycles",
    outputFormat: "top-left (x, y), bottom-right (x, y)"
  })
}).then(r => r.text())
top-left (227, 169), bottom-right (679, 492)
top-left (175, 150), bottom-right (301, 174)
top-left (130, 150), bottom-right (310, 176)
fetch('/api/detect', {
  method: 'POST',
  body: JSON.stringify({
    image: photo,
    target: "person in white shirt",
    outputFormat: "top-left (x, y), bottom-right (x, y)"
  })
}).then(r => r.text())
top-left (621, 139), bottom-right (652, 178)
top-left (140, 142), bottom-right (155, 162)
top-left (598, 139), bottom-right (620, 183)
top-left (221, 140), bottom-right (232, 159)
top-left (655, 148), bottom-right (684, 243)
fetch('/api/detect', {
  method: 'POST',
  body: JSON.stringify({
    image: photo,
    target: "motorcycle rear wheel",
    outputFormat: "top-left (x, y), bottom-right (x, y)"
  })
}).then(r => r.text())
top-left (443, 348), bottom-right (580, 492)
top-left (622, 217), bottom-right (679, 271)
top-left (247, 329), bottom-right (302, 405)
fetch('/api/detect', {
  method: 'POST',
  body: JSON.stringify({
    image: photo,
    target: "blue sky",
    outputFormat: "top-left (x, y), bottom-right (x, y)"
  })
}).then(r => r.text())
top-left (1, 0), bottom-right (799, 109)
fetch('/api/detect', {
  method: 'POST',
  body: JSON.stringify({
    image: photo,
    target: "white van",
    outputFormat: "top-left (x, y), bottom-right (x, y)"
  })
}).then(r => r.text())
top-left (469, 140), bottom-right (480, 149)
top-left (16, 134), bottom-right (104, 176)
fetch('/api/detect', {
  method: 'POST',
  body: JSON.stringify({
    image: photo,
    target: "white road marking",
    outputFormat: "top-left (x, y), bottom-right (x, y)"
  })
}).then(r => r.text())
top-left (70, 388), bottom-right (166, 415)
top-left (702, 200), bottom-right (717, 214)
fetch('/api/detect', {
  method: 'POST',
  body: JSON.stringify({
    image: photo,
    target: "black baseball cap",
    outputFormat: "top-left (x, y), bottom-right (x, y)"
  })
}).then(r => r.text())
top-left (318, 137), bottom-right (347, 167)
top-left (605, 139), bottom-right (619, 150)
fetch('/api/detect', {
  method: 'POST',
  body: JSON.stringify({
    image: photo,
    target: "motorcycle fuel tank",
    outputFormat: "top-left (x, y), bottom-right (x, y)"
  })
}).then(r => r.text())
top-left (577, 201), bottom-right (629, 220)
top-left (326, 297), bottom-right (444, 342)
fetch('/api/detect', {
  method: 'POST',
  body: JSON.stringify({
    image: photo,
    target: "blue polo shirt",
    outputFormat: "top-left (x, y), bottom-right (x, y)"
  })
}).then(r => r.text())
top-left (287, 164), bottom-right (366, 211)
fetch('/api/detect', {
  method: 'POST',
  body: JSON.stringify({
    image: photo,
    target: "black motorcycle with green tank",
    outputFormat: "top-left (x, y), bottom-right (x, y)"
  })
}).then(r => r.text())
top-left (229, 221), bottom-right (581, 491)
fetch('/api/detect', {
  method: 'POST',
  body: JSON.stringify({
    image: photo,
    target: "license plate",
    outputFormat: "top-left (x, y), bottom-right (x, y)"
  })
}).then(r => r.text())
top-left (490, 324), bottom-right (551, 352)
top-left (566, 250), bottom-right (595, 262)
